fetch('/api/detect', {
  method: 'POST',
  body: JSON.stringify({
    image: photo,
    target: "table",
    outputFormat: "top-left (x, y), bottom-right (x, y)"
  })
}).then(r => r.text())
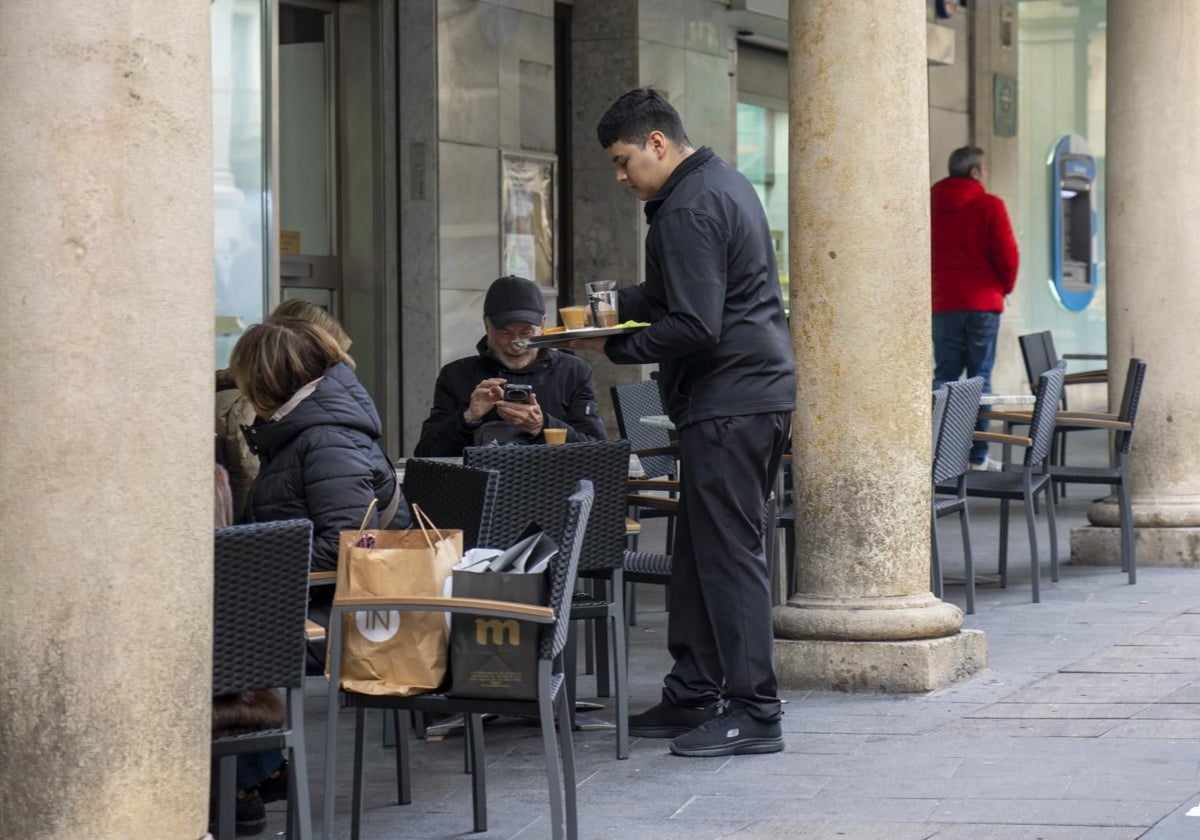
top-left (979, 393), bottom-right (1036, 405)
top-left (1062, 352), bottom-right (1107, 361)
top-left (639, 414), bottom-right (674, 430)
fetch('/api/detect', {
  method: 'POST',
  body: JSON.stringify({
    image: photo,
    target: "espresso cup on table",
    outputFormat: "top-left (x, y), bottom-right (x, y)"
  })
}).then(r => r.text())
top-left (543, 428), bottom-right (567, 444)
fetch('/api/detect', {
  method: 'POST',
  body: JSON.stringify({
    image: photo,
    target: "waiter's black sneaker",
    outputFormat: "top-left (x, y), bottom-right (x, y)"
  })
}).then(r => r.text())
top-left (628, 699), bottom-right (719, 738)
top-left (668, 707), bottom-right (784, 757)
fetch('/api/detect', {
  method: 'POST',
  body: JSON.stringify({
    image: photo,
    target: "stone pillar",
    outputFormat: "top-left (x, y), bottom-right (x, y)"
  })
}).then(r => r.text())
top-left (1072, 3), bottom-right (1200, 567)
top-left (773, 0), bottom-right (986, 691)
top-left (0, 4), bottom-right (214, 839)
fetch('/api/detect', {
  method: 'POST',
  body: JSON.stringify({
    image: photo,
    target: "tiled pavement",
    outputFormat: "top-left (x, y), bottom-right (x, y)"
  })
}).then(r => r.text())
top-left (264, 468), bottom-right (1200, 839)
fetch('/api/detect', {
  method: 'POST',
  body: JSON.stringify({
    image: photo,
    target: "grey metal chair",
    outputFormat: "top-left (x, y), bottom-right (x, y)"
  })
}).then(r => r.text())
top-left (465, 440), bottom-right (631, 760)
top-left (931, 377), bottom-right (984, 614)
top-left (323, 481), bottom-right (594, 840)
top-left (941, 364), bottom-right (1066, 603)
top-left (212, 519), bottom-right (313, 840)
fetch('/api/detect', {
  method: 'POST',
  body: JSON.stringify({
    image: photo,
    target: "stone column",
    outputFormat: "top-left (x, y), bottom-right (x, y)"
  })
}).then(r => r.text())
top-left (773, 0), bottom-right (986, 691)
top-left (1072, 3), bottom-right (1200, 566)
top-left (0, 4), bottom-right (214, 839)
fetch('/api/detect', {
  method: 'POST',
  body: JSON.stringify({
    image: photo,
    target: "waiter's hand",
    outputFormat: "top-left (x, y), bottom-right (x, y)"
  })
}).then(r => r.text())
top-left (496, 392), bottom-right (544, 436)
top-left (564, 336), bottom-right (609, 355)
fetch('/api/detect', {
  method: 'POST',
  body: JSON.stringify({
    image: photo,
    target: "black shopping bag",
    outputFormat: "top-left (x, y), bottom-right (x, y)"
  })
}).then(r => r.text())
top-left (448, 526), bottom-right (557, 700)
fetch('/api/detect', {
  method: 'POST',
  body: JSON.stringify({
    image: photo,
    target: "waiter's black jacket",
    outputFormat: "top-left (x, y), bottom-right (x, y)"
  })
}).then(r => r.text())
top-left (605, 147), bottom-right (795, 427)
top-left (414, 337), bottom-right (606, 457)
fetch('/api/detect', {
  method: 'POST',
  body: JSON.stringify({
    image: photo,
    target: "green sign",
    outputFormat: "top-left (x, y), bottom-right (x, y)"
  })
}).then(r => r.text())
top-left (994, 75), bottom-right (1017, 137)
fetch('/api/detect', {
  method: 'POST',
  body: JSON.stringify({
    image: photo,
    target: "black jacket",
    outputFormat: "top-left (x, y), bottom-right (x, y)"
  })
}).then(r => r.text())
top-left (414, 337), bottom-right (606, 457)
top-left (244, 362), bottom-right (409, 571)
top-left (605, 147), bottom-right (795, 427)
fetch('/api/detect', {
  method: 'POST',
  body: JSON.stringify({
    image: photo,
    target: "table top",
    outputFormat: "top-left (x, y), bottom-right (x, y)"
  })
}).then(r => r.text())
top-left (639, 414), bottom-right (675, 430)
top-left (1062, 352), bottom-right (1107, 361)
top-left (979, 394), bottom-right (1036, 405)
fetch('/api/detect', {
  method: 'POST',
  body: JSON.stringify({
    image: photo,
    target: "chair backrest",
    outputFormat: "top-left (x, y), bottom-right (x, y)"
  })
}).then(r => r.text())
top-left (1024, 362), bottom-right (1066, 467)
top-left (464, 439), bottom-right (629, 574)
top-left (540, 480), bottom-right (594, 661)
top-left (611, 380), bottom-right (676, 479)
top-left (213, 519), bottom-right (312, 696)
top-left (1019, 331), bottom-right (1054, 391)
top-left (1114, 358), bottom-right (1148, 456)
top-left (402, 459), bottom-right (499, 549)
top-left (931, 386), bottom-right (949, 454)
top-left (933, 377), bottom-right (984, 484)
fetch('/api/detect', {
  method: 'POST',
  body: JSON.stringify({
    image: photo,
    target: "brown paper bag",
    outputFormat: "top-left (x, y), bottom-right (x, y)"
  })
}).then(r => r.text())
top-left (329, 503), bottom-right (462, 696)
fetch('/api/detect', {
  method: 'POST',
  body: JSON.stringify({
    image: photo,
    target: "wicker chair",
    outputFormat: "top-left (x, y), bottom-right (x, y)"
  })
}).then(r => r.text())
top-left (322, 481), bottom-right (593, 840)
top-left (465, 440), bottom-right (631, 759)
top-left (401, 458), bottom-right (499, 550)
top-left (931, 377), bottom-right (984, 614)
top-left (212, 519), bottom-right (313, 840)
top-left (941, 364), bottom-right (1066, 603)
top-left (1045, 358), bottom-right (1146, 584)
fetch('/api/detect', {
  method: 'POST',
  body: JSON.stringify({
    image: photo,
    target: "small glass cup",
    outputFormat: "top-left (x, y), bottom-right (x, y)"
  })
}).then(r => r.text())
top-left (543, 428), bottom-right (567, 444)
top-left (559, 306), bottom-right (588, 329)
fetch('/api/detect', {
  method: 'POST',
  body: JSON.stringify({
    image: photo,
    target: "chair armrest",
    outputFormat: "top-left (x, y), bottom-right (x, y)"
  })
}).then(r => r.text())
top-left (1056, 410), bottom-right (1118, 421)
top-left (305, 619), bottom-right (326, 641)
top-left (978, 409), bottom-right (1034, 423)
top-left (1051, 417), bottom-right (1132, 432)
top-left (1064, 370), bottom-right (1108, 385)
top-left (628, 478), bottom-right (679, 492)
top-left (310, 570), bottom-right (338, 586)
top-left (331, 594), bottom-right (555, 623)
top-left (974, 431), bottom-right (1032, 447)
top-left (633, 445), bottom-right (678, 457)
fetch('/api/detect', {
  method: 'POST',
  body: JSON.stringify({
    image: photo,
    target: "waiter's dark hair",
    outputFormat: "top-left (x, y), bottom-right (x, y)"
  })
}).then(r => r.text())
top-left (596, 87), bottom-right (692, 150)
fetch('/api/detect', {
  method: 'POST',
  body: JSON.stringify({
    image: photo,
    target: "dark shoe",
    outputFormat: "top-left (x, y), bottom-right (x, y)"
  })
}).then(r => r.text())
top-left (668, 707), bottom-right (784, 757)
top-left (628, 699), bottom-right (719, 738)
top-left (256, 761), bottom-right (288, 804)
top-left (209, 789), bottom-right (267, 837)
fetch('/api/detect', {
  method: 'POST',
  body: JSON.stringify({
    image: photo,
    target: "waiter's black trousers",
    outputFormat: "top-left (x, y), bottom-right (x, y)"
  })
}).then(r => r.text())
top-left (661, 411), bottom-right (791, 722)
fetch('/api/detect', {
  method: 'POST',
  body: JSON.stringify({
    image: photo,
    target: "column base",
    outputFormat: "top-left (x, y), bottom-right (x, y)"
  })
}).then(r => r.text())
top-left (774, 630), bottom-right (988, 692)
top-left (1070, 525), bottom-right (1200, 567)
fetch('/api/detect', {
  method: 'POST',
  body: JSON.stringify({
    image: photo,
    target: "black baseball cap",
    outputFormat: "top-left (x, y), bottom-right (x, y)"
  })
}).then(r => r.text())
top-left (484, 275), bottom-right (545, 329)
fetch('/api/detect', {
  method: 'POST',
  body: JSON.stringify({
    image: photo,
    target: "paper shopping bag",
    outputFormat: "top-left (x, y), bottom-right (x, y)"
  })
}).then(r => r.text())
top-left (448, 527), bottom-right (557, 700)
top-left (329, 503), bottom-right (462, 696)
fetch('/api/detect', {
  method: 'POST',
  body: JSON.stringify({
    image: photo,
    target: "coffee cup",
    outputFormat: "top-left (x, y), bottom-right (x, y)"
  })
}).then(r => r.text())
top-left (543, 427), bottom-right (567, 444)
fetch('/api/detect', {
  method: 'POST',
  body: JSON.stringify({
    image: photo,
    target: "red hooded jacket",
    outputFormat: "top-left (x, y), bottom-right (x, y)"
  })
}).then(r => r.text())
top-left (930, 177), bottom-right (1019, 313)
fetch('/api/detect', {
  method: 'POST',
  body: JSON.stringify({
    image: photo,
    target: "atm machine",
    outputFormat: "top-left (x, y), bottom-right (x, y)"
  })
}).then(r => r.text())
top-left (1049, 133), bottom-right (1099, 312)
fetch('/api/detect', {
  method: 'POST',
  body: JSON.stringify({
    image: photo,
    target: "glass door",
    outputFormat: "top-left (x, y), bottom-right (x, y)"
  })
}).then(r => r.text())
top-left (278, 0), bottom-right (341, 315)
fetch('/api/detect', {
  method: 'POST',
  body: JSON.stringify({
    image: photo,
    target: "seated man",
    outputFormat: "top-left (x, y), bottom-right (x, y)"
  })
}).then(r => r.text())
top-left (415, 275), bottom-right (606, 456)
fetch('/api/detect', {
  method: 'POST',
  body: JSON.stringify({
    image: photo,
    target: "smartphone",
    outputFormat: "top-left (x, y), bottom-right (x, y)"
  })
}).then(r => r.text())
top-left (503, 383), bottom-right (533, 403)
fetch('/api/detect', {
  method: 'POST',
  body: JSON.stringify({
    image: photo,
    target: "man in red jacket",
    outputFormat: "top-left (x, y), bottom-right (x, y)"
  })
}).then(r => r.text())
top-left (931, 145), bottom-right (1019, 470)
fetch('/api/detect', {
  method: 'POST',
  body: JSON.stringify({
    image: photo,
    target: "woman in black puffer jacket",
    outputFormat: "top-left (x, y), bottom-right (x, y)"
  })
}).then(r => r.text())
top-left (230, 316), bottom-right (411, 642)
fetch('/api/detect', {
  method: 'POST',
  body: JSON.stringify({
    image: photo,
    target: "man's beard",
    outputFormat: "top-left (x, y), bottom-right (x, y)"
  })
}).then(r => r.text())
top-left (487, 339), bottom-right (536, 370)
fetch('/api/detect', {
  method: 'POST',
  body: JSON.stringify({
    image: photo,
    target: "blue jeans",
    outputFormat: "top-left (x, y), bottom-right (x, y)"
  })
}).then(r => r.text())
top-left (933, 310), bottom-right (1000, 463)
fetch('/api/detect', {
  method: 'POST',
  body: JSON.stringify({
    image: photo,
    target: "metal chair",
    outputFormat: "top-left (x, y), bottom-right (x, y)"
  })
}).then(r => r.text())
top-left (212, 519), bottom-right (313, 840)
top-left (931, 377), bottom-right (984, 614)
top-left (323, 481), bottom-right (593, 840)
top-left (401, 458), bottom-right (499, 550)
top-left (465, 440), bottom-right (631, 759)
top-left (941, 364), bottom-right (1066, 603)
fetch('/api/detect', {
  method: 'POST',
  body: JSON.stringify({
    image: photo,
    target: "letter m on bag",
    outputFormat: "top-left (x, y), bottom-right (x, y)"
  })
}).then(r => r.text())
top-left (475, 618), bottom-right (520, 646)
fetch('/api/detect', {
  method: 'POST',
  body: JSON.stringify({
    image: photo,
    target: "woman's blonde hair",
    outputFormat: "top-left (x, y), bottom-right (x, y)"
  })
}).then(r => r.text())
top-left (230, 317), bottom-right (353, 416)
top-left (271, 298), bottom-right (354, 360)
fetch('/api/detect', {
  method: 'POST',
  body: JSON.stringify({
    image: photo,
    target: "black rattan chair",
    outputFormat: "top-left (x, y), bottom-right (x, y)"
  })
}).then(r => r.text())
top-left (212, 519), bottom-right (313, 840)
top-left (465, 440), bottom-right (631, 759)
top-left (1044, 358), bottom-right (1146, 584)
top-left (401, 458), bottom-right (499, 550)
top-left (931, 377), bottom-right (984, 614)
top-left (941, 364), bottom-right (1066, 603)
top-left (322, 481), bottom-right (594, 840)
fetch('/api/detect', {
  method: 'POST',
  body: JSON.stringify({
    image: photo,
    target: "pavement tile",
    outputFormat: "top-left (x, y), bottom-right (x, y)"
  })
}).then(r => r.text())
top-left (968, 702), bottom-right (1148, 719)
top-left (928, 797), bottom-right (1169, 828)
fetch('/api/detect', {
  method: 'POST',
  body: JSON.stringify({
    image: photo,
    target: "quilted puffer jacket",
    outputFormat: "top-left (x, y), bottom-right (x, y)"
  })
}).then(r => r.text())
top-left (243, 362), bottom-right (410, 571)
